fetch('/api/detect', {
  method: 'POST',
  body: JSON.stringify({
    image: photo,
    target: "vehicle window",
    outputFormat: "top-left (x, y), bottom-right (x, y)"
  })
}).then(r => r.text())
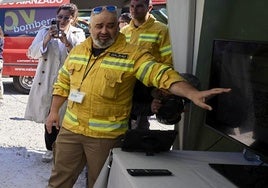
top-left (77, 10), bottom-right (90, 37)
top-left (76, 19), bottom-right (90, 37)
top-left (151, 8), bottom-right (168, 24)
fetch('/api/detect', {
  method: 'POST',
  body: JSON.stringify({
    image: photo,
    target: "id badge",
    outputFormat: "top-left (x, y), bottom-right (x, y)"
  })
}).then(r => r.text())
top-left (68, 89), bottom-right (85, 103)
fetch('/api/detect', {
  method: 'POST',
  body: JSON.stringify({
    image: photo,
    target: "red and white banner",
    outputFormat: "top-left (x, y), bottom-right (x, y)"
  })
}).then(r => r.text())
top-left (0, 0), bottom-right (70, 8)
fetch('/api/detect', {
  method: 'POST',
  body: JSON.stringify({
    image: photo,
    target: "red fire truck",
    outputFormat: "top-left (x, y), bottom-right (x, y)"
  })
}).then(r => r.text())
top-left (0, 0), bottom-right (70, 93)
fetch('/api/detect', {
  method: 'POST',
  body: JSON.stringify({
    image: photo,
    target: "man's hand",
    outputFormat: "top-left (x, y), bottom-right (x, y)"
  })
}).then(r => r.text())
top-left (46, 112), bottom-right (60, 134)
top-left (151, 99), bottom-right (162, 113)
top-left (45, 95), bottom-right (67, 133)
top-left (169, 81), bottom-right (231, 111)
top-left (189, 88), bottom-right (231, 111)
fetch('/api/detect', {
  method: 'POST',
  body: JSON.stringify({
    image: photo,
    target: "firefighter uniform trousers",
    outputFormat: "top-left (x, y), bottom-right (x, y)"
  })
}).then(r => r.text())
top-left (48, 128), bottom-right (122, 188)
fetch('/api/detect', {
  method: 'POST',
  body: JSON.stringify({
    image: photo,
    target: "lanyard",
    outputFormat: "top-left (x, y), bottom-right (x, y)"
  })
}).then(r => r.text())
top-left (79, 53), bottom-right (95, 91)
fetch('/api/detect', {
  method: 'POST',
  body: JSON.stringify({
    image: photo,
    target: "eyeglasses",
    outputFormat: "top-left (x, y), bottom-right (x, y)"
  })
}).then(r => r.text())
top-left (57, 15), bottom-right (71, 21)
top-left (92, 5), bottom-right (117, 14)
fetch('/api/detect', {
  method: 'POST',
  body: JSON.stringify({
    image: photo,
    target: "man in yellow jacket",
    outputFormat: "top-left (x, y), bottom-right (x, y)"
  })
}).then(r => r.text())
top-left (46, 5), bottom-right (231, 188)
top-left (121, 0), bottom-right (172, 65)
top-left (121, 0), bottom-right (173, 129)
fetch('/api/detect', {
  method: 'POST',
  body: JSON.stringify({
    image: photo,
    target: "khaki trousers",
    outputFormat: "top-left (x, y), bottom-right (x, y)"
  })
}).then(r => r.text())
top-left (47, 127), bottom-right (123, 188)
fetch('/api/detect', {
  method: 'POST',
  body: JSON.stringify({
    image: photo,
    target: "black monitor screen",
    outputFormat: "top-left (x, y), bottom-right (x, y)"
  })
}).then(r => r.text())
top-left (206, 39), bottom-right (268, 162)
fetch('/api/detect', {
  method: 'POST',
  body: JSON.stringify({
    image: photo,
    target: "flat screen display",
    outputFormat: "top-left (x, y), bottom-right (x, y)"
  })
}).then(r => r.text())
top-left (206, 39), bottom-right (268, 162)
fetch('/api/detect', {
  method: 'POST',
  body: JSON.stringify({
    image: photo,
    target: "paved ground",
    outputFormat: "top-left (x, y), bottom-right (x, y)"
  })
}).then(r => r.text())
top-left (0, 78), bottom-right (86, 188)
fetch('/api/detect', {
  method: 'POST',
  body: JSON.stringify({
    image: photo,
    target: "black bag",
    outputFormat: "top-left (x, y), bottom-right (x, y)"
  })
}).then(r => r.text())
top-left (121, 129), bottom-right (178, 155)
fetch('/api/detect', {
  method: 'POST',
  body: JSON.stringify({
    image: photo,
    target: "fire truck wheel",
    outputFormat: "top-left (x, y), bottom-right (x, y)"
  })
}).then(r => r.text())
top-left (13, 76), bottom-right (33, 94)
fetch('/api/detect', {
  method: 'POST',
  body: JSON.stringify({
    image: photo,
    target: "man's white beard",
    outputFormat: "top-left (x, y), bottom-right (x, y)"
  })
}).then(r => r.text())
top-left (92, 38), bottom-right (115, 49)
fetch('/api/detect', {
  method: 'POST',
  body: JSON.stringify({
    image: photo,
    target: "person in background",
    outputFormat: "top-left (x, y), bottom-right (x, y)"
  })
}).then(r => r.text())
top-left (120, 0), bottom-right (173, 129)
top-left (118, 12), bottom-right (132, 29)
top-left (45, 5), bottom-right (230, 187)
top-left (0, 26), bottom-right (4, 100)
top-left (24, 3), bottom-right (85, 163)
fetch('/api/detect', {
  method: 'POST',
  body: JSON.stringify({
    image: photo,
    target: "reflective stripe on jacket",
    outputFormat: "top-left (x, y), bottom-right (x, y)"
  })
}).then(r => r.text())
top-left (53, 33), bottom-right (184, 139)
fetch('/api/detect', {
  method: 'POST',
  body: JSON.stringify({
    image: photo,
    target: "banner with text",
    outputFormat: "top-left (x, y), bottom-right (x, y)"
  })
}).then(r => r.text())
top-left (1, 7), bottom-right (57, 36)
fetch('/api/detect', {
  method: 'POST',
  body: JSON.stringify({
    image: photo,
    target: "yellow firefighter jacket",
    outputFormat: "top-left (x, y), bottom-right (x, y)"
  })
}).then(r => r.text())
top-left (120, 14), bottom-right (172, 66)
top-left (53, 33), bottom-right (184, 139)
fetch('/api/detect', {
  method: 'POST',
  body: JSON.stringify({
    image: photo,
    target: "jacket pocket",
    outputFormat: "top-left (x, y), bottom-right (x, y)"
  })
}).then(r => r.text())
top-left (68, 63), bottom-right (84, 89)
top-left (100, 69), bottom-right (123, 99)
